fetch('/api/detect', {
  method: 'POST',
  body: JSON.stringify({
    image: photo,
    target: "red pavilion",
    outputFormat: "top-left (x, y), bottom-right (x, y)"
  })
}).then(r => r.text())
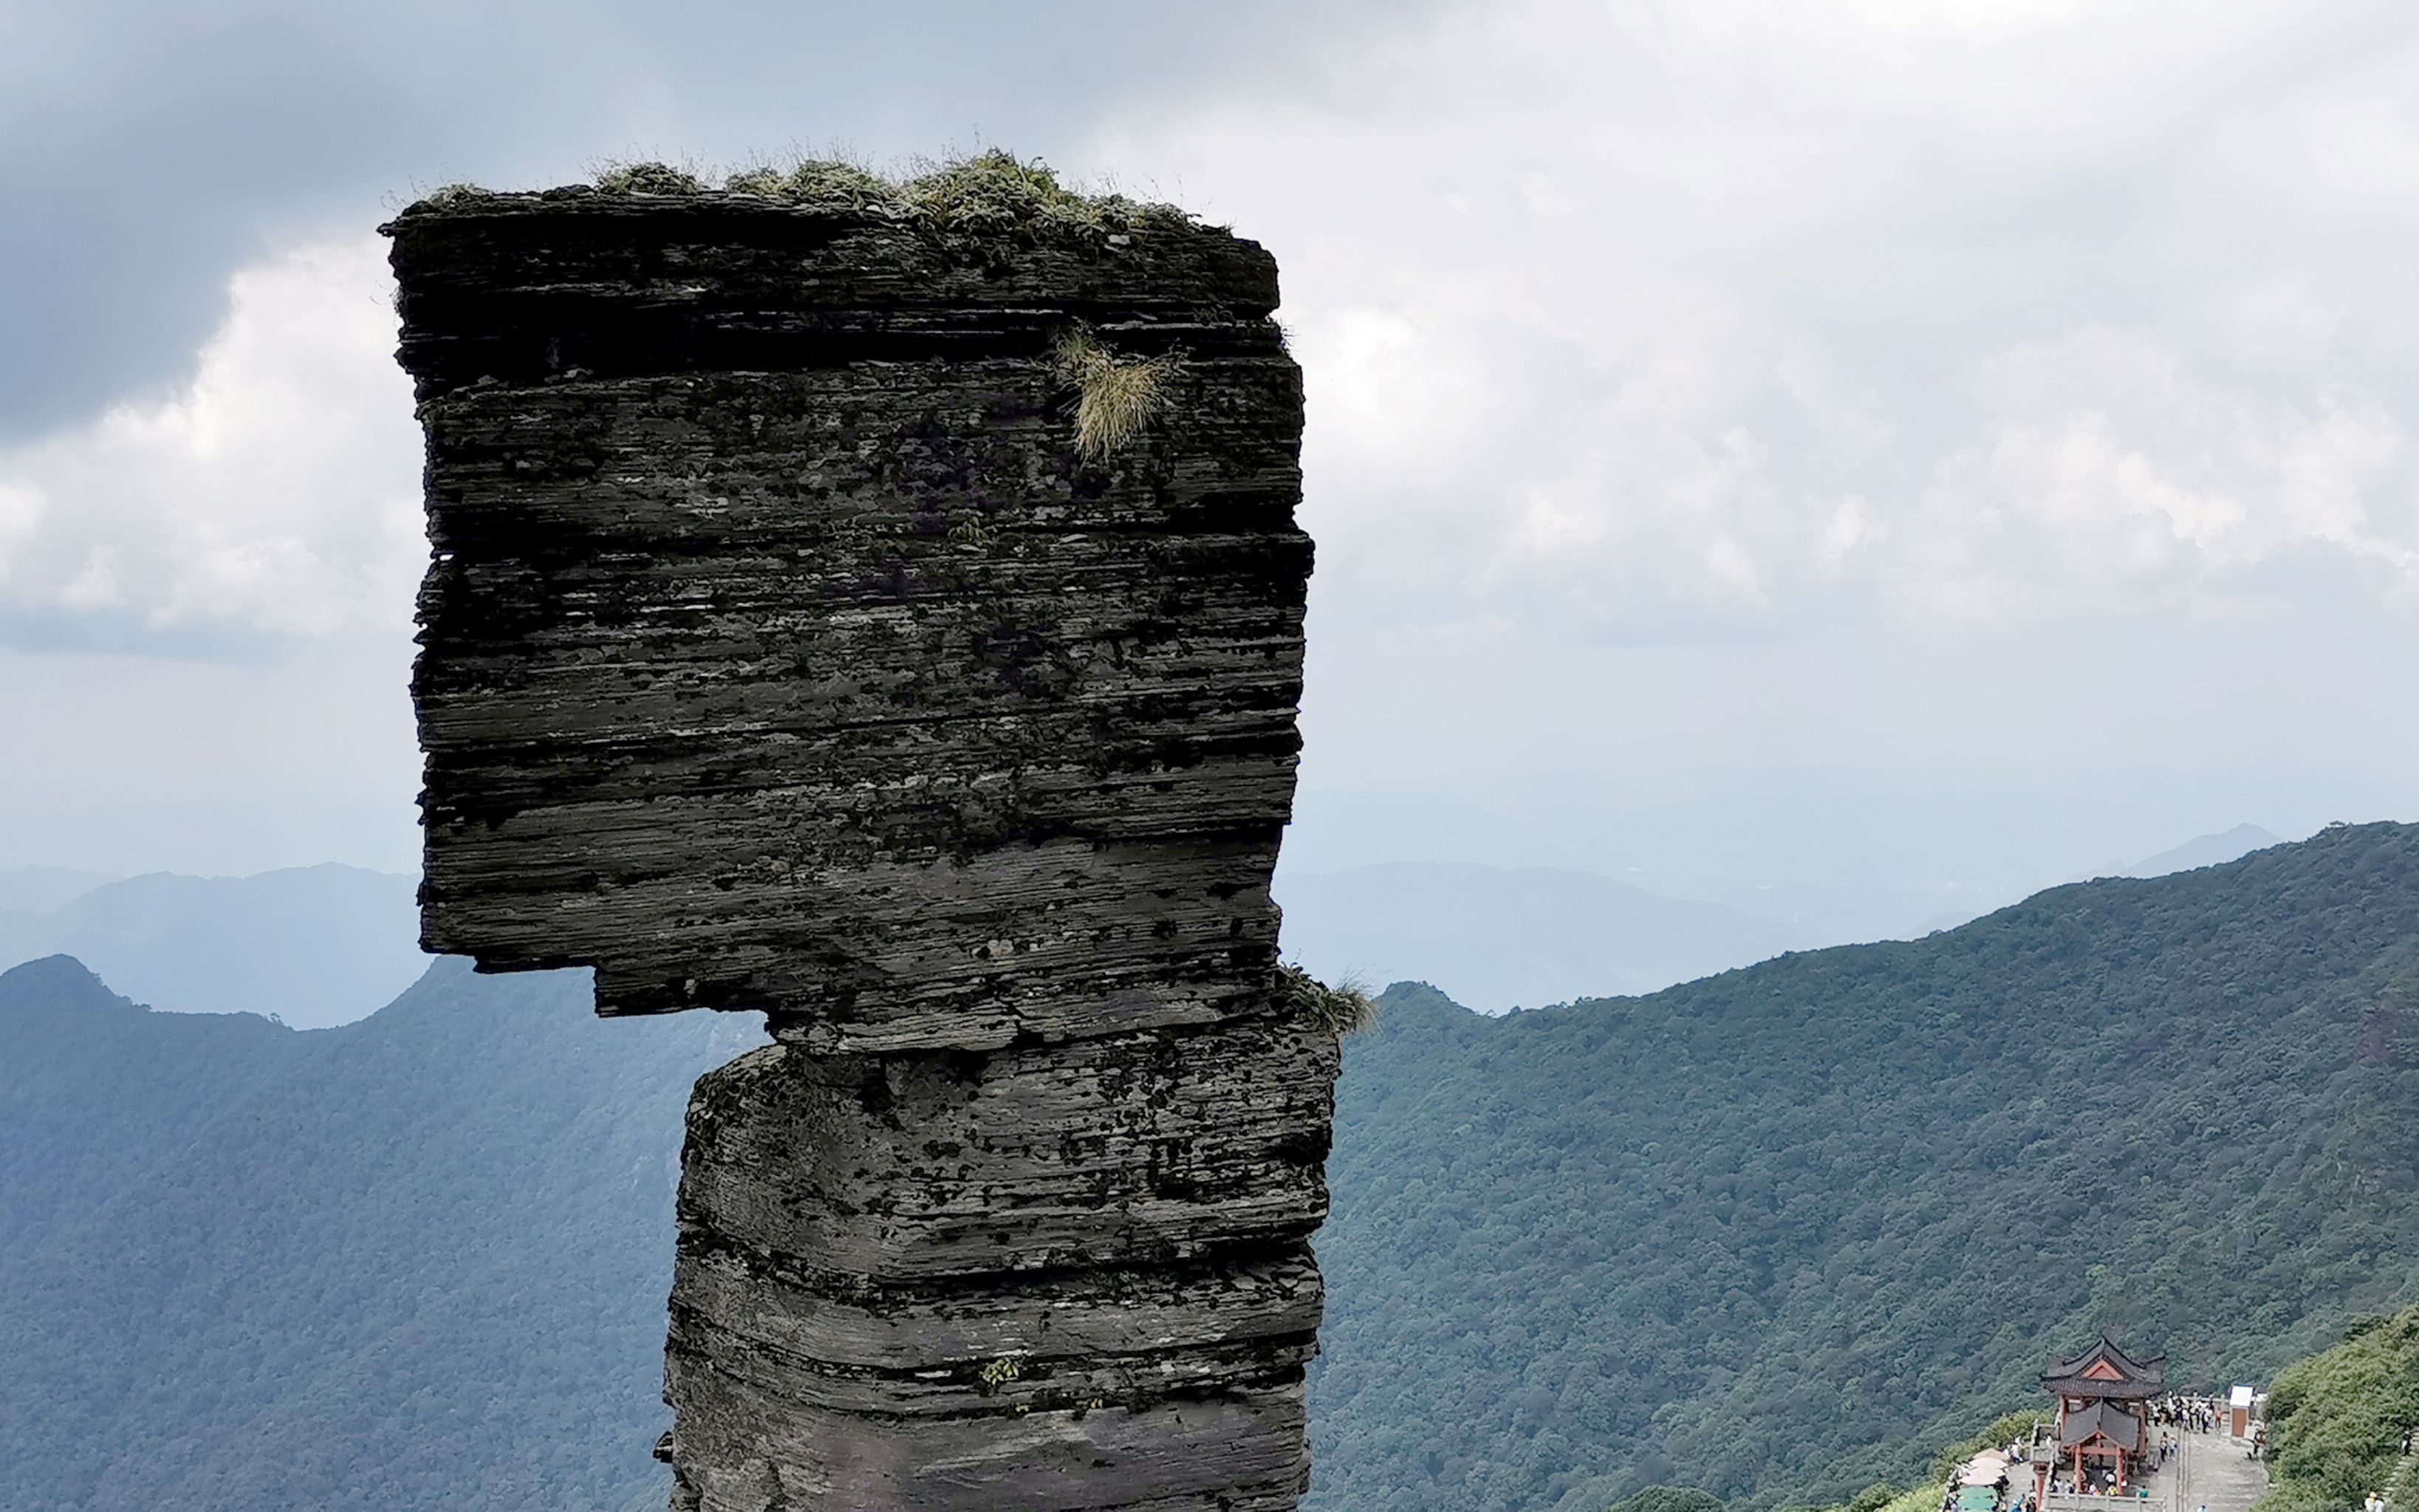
top-left (2037, 1337), bottom-right (2165, 1499)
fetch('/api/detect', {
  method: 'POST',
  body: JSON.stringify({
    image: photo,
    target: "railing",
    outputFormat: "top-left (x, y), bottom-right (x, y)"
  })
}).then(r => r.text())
top-left (2042, 1492), bottom-right (2155, 1512)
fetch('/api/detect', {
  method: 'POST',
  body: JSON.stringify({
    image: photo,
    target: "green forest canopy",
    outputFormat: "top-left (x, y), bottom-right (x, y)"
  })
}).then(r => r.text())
top-left (2254, 1304), bottom-right (2419, 1512)
top-left (1308, 822), bottom-right (2419, 1512)
top-left (0, 955), bottom-right (745, 1512)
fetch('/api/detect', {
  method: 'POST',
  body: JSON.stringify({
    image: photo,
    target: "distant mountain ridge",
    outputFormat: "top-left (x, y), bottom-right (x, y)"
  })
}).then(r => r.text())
top-left (2120, 823), bottom-right (2286, 879)
top-left (0, 863), bottom-right (424, 1027)
top-left (0, 819), bottom-right (2290, 1032)
top-left (0, 866), bottom-right (115, 914)
top-left (1276, 861), bottom-right (1804, 1010)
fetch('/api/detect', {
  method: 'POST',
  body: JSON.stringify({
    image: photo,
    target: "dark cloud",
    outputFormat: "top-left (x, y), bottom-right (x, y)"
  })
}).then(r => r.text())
top-left (0, 0), bottom-right (1412, 439)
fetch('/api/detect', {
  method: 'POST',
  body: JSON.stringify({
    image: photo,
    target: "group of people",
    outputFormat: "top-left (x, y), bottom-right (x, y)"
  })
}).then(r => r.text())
top-left (2155, 1395), bottom-right (2271, 1462)
top-left (2150, 1396), bottom-right (2225, 1434)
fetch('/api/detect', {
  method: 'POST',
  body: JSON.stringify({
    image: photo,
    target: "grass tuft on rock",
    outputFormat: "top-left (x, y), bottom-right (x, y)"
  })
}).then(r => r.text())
top-left (893, 150), bottom-right (1185, 238)
top-left (1054, 328), bottom-right (1177, 459)
top-left (719, 165), bottom-right (789, 196)
top-left (1278, 964), bottom-right (1379, 1039)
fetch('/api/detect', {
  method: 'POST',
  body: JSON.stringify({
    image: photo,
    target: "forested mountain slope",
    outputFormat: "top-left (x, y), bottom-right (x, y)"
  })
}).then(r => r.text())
top-left (0, 955), bottom-right (304, 1265)
top-left (7, 823), bottom-right (2415, 1512)
top-left (1309, 821), bottom-right (2419, 1512)
top-left (2253, 1303), bottom-right (2419, 1512)
top-left (0, 955), bottom-right (750, 1512)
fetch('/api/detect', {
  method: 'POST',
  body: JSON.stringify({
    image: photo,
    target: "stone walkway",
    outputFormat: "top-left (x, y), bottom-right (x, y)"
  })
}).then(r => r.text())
top-left (2132, 1429), bottom-right (2269, 1512)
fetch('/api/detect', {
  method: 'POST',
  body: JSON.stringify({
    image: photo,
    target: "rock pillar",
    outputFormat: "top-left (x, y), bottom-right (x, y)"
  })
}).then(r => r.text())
top-left (384, 168), bottom-right (1329, 1511)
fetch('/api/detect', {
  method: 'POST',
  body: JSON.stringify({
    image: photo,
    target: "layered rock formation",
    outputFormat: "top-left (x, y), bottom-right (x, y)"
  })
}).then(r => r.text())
top-left (384, 165), bottom-right (1330, 1511)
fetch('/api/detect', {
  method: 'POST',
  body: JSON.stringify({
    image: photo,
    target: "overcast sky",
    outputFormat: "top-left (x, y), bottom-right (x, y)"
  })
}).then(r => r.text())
top-left (5, 0), bottom-right (2418, 920)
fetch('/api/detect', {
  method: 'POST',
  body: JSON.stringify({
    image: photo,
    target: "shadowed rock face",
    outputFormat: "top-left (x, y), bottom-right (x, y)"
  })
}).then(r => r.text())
top-left (385, 184), bottom-right (1330, 1510)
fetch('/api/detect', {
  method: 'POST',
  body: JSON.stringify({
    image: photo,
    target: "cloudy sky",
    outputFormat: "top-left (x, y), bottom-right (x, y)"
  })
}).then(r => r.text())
top-left (6, 0), bottom-right (2418, 932)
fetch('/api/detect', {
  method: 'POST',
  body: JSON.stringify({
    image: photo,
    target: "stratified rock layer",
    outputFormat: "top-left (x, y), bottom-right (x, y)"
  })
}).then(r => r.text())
top-left (385, 184), bottom-right (1328, 1511)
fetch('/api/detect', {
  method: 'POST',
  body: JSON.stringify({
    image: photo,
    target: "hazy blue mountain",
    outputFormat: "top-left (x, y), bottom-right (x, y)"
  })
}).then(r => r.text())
top-left (1307, 821), bottom-right (2419, 1512)
top-left (2121, 822), bottom-right (2286, 878)
top-left (1573, 786), bottom-right (2201, 945)
top-left (0, 954), bottom-right (755, 1512)
top-left (1280, 780), bottom-right (2316, 954)
top-left (1274, 861), bottom-right (1804, 1010)
top-left (0, 865), bottom-right (116, 914)
top-left (0, 863), bottom-right (424, 1027)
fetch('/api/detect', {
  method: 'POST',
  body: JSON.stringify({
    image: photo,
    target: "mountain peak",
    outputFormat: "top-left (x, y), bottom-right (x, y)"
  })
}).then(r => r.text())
top-left (2121, 822), bottom-right (2288, 879)
top-left (0, 954), bottom-right (129, 1012)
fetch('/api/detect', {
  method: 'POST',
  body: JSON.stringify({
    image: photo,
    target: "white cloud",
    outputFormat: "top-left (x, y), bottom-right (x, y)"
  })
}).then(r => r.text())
top-left (0, 482), bottom-right (38, 578)
top-left (21, 1), bottom-right (2417, 654)
top-left (0, 235), bottom-right (422, 644)
top-left (1909, 328), bottom-right (2415, 617)
top-left (4, 0), bottom-right (2418, 884)
top-left (1088, 0), bottom-right (2419, 639)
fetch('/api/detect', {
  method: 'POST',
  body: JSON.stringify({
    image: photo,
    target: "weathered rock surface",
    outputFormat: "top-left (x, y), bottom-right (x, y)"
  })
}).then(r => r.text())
top-left (385, 182), bottom-right (1329, 1510)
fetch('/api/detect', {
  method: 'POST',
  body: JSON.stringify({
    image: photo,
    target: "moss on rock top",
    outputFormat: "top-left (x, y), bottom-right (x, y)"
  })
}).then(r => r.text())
top-left (407, 150), bottom-right (1197, 242)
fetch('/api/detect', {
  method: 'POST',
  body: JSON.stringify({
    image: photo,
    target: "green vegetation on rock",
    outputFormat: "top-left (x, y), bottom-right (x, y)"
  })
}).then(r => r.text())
top-left (592, 160), bottom-right (708, 195)
top-left (422, 150), bottom-right (1194, 242)
top-left (1279, 962), bottom-right (1380, 1039)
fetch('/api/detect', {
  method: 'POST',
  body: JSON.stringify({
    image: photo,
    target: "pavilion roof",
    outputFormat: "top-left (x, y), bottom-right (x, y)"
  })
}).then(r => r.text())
top-left (2042, 1336), bottom-right (2166, 1400)
top-left (2059, 1400), bottom-right (2144, 1452)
